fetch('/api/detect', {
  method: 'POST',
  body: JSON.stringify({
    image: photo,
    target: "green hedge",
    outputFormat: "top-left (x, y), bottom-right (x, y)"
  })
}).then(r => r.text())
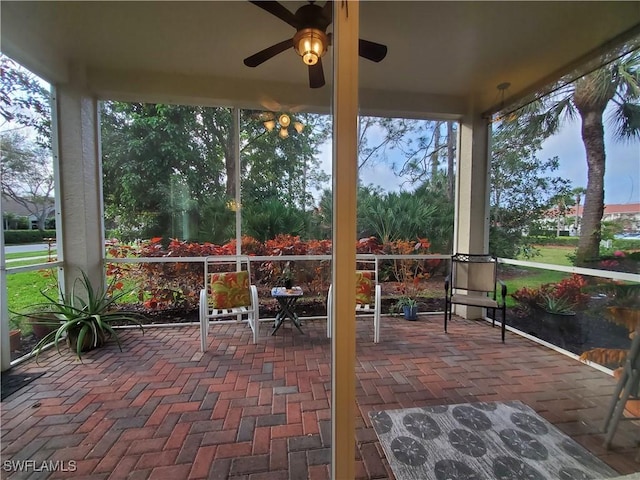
top-left (526, 235), bottom-right (640, 251)
top-left (3, 230), bottom-right (57, 244)
top-left (613, 238), bottom-right (640, 250)
top-left (525, 236), bottom-right (579, 246)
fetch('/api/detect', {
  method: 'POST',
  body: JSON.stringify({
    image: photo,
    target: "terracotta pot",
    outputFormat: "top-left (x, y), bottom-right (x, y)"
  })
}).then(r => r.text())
top-left (66, 327), bottom-right (107, 353)
top-left (26, 312), bottom-right (60, 340)
top-left (9, 330), bottom-right (21, 352)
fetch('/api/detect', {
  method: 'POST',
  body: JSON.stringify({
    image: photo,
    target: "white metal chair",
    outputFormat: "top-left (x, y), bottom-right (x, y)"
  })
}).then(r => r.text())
top-left (327, 258), bottom-right (382, 343)
top-left (444, 253), bottom-right (507, 342)
top-left (199, 255), bottom-right (259, 352)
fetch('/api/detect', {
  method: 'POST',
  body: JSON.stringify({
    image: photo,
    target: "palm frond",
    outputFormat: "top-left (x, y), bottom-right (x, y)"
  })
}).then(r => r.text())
top-left (611, 102), bottom-right (640, 141)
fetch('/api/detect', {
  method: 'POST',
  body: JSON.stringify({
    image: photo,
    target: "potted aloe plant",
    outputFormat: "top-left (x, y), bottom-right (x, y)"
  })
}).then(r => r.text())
top-left (395, 296), bottom-right (418, 321)
top-left (16, 270), bottom-right (146, 362)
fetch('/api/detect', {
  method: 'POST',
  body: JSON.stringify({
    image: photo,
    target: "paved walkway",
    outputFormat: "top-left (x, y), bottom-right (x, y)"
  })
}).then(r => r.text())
top-left (1, 315), bottom-right (638, 479)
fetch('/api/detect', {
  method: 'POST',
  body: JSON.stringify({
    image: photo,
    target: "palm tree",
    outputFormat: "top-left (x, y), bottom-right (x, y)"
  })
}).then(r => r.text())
top-left (530, 50), bottom-right (640, 265)
top-left (571, 186), bottom-right (586, 236)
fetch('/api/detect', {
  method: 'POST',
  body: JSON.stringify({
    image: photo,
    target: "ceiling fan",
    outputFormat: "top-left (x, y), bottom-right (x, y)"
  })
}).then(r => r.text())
top-left (258, 111), bottom-right (304, 138)
top-left (243, 1), bottom-right (388, 89)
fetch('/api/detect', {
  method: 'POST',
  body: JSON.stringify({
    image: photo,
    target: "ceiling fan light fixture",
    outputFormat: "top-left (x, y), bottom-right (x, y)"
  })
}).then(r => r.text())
top-left (294, 28), bottom-right (327, 66)
top-left (278, 114), bottom-right (291, 128)
top-left (279, 127), bottom-right (289, 139)
top-left (263, 119), bottom-right (276, 131)
top-left (293, 121), bottom-right (304, 134)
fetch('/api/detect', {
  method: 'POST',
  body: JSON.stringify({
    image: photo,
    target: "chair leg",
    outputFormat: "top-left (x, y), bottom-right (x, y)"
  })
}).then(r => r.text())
top-left (327, 285), bottom-right (333, 338)
top-left (444, 299), bottom-right (449, 333)
top-left (199, 289), bottom-right (208, 352)
top-left (374, 285), bottom-right (381, 343)
top-left (604, 369), bottom-right (640, 449)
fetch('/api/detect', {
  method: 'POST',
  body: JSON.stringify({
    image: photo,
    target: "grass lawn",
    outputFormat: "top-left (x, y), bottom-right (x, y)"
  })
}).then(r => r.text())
top-left (523, 245), bottom-right (575, 266)
top-left (5, 251), bottom-right (56, 261)
top-left (7, 269), bottom-right (58, 330)
top-left (499, 246), bottom-right (578, 307)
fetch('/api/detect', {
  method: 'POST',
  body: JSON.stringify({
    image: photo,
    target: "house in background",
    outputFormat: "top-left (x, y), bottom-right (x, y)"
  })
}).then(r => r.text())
top-left (600, 203), bottom-right (640, 232)
top-left (541, 203), bottom-right (640, 236)
top-left (1, 194), bottom-right (55, 230)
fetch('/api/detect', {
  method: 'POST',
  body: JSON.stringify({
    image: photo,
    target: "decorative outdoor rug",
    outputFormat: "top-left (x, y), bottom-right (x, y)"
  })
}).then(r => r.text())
top-left (369, 400), bottom-right (618, 480)
top-left (1, 372), bottom-right (43, 401)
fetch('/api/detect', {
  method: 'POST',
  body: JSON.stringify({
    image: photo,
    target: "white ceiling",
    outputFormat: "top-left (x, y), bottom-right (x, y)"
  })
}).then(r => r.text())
top-left (2, 1), bottom-right (639, 117)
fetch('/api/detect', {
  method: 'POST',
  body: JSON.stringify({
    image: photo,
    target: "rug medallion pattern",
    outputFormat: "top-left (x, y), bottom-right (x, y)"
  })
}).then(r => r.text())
top-left (369, 400), bottom-right (617, 480)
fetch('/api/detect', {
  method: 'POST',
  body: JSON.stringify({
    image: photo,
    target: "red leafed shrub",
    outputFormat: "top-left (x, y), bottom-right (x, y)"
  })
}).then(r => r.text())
top-left (553, 274), bottom-right (589, 305)
top-left (107, 236), bottom-right (437, 311)
top-left (512, 274), bottom-right (589, 314)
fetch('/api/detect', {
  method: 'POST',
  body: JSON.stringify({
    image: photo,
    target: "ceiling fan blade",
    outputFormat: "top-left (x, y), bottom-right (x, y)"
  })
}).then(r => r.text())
top-left (309, 59), bottom-right (325, 89)
top-left (359, 38), bottom-right (387, 63)
top-left (244, 38), bottom-right (294, 67)
top-left (249, 1), bottom-right (300, 29)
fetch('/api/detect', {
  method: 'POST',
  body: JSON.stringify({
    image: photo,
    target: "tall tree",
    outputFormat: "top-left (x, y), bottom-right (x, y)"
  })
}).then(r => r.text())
top-left (101, 102), bottom-right (330, 241)
top-left (101, 102), bottom-right (209, 238)
top-left (240, 111), bottom-right (330, 211)
top-left (528, 50), bottom-right (640, 265)
top-left (0, 131), bottom-right (54, 231)
top-left (0, 54), bottom-right (51, 148)
top-left (490, 115), bottom-right (571, 258)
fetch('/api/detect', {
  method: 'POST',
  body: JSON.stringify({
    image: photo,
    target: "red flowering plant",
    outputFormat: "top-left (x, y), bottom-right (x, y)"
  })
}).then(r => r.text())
top-left (106, 237), bottom-right (233, 311)
top-left (383, 238), bottom-right (432, 312)
top-left (512, 274), bottom-right (589, 315)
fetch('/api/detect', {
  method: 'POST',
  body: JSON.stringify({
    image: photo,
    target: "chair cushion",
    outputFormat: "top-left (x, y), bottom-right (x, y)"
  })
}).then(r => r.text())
top-left (450, 293), bottom-right (498, 309)
top-left (355, 271), bottom-right (373, 305)
top-left (210, 271), bottom-right (251, 309)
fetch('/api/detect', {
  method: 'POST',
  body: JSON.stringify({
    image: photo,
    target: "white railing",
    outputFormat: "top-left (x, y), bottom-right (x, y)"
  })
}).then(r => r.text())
top-left (498, 257), bottom-right (638, 283)
top-left (5, 252), bottom-right (639, 370)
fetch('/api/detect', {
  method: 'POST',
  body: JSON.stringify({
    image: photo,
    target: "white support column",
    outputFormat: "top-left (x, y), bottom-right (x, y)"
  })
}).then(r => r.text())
top-left (233, 107), bottom-right (241, 255)
top-left (454, 113), bottom-right (491, 318)
top-left (331, 1), bottom-right (358, 479)
top-left (54, 70), bottom-right (104, 291)
top-left (0, 194), bottom-right (10, 371)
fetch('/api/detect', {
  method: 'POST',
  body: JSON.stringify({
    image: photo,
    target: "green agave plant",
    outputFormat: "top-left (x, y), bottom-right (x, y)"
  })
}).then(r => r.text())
top-left (537, 293), bottom-right (576, 316)
top-left (18, 270), bottom-right (146, 362)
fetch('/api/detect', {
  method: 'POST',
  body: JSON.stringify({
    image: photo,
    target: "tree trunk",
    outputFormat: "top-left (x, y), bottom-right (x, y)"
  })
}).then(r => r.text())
top-left (431, 121), bottom-right (442, 180)
top-left (225, 114), bottom-right (237, 199)
top-left (572, 68), bottom-right (615, 266)
top-left (576, 110), bottom-right (606, 265)
top-left (447, 121), bottom-right (455, 201)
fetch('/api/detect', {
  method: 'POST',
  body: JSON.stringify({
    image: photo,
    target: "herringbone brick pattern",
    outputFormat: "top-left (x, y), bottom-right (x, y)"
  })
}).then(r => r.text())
top-left (1, 315), bottom-right (638, 479)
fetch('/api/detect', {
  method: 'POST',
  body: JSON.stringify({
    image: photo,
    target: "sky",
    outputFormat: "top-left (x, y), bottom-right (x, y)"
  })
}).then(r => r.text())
top-left (538, 117), bottom-right (640, 206)
top-left (316, 116), bottom-right (640, 207)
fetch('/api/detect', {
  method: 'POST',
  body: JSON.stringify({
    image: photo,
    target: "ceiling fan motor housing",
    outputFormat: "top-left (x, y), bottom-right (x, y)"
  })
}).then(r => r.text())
top-left (293, 3), bottom-right (331, 66)
top-left (294, 28), bottom-right (328, 65)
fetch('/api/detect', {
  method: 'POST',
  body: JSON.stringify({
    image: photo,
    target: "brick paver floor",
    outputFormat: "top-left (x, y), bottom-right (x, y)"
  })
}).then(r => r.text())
top-left (1, 315), bottom-right (639, 479)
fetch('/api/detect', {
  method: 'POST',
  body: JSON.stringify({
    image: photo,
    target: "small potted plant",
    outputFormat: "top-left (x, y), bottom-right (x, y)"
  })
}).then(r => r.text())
top-left (279, 261), bottom-right (294, 289)
top-left (395, 296), bottom-right (418, 321)
top-left (16, 270), bottom-right (147, 362)
top-left (388, 239), bottom-right (431, 321)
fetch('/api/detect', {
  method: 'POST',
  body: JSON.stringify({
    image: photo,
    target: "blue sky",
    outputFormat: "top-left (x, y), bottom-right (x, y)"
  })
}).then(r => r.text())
top-left (539, 117), bottom-right (640, 205)
top-left (318, 117), bottom-right (640, 207)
